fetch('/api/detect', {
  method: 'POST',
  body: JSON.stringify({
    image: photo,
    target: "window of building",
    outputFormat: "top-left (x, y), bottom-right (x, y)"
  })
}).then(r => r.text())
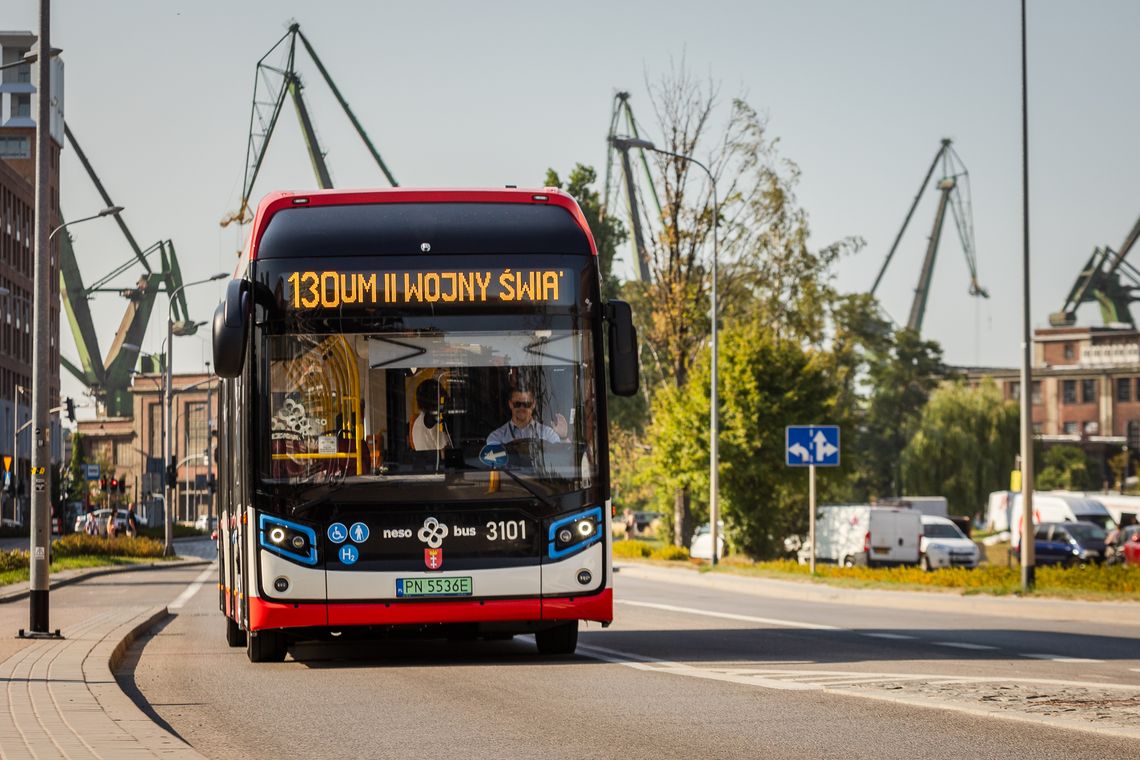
top-left (1081, 379), bottom-right (1096, 403)
top-left (1062, 379), bottom-right (1077, 404)
top-left (1032, 423), bottom-right (1043, 435)
top-left (1118, 377), bottom-right (1132, 402)
top-left (1009, 381), bottom-right (1020, 401)
top-left (0, 137), bottom-right (30, 159)
top-left (1062, 421), bottom-right (1079, 435)
top-left (186, 402), bottom-right (208, 463)
top-left (1032, 381), bottom-right (1042, 405)
top-left (1063, 343), bottom-right (1075, 360)
top-left (1084, 420), bottom-right (1099, 435)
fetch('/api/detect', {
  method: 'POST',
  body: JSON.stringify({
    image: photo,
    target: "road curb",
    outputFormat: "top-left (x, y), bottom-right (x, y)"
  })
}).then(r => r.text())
top-left (616, 561), bottom-right (1140, 625)
top-left (85, 605), bottom-right (209, 758)
top-left (0, 557), bottom-right (212, 605)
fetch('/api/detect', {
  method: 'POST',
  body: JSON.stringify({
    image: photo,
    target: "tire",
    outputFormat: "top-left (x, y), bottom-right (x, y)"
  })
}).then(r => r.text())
top-left (246, 629), bottom-right (287, 663)
top-left (225, 615), bottom-right (246, 647)
top-left (922, 555), bottom-right (933, 572)
top-left (842, 555), bottom-right (855, 568)
top-left (535, 621), bottom-right (578, 655)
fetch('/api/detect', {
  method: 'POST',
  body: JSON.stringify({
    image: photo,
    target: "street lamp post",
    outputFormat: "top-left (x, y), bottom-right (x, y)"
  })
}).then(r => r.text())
top-left (23, 0), bottom-right (123, 638)
top-left (609, 135), bottom-right (720, 565)
top-left (163, 275), bottom-right (226, 556)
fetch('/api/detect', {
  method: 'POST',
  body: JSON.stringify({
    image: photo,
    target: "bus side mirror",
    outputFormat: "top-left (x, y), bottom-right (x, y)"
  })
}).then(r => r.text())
top-left (213, 279), bottom-right (250, 378)
top-left (606, 300), bottom-right (639, 397)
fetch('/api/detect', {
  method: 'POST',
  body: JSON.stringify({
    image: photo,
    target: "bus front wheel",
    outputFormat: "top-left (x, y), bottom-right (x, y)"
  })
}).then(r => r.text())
top-left (247, 629), bottom-right (287, 663)
top-left (225, 616), bottom-right (246, 647)
top-left (535, 622), bottom-right (578, 655)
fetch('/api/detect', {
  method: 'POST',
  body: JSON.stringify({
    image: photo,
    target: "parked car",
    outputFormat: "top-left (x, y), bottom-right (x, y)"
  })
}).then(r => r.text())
top-left (194, 515), bottom-right (217, 533)
top-left (72, 509), bottom-right (129, 537)
top-left (1032, 521), bottom-right (1108, 566)
top-left (1119, 525), bottom-right (1140, 566)
top-left (689, 522), bottom-right (725, 560)
top-left (920, 515), bottom-right (980, 571)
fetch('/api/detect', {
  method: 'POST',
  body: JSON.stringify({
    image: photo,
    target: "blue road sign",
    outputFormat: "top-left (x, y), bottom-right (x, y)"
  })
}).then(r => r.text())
top-left (786, 425), bottom-right (840, 467)
top-left (479, 443), bottom-right (507, 469)
top-left (338, 545), bottom-right (359, 565)
top-left (350, 522), bottom-right (370, 543)
top-left (85, 463), bottom-right (101, 481)
top-left (327, 523), bottom-right (348, 544)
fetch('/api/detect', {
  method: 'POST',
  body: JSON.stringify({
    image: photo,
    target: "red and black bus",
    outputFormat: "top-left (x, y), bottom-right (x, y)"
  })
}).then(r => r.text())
top-left (212, 187), bottom-right (638, 662)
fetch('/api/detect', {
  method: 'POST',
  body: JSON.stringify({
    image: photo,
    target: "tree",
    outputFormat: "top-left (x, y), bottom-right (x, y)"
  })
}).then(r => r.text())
top-left (1035, 445), bottom-right (1098, 491)
top-left (544, 164), bottom-right (625, 301)
top-left (618, 66), bottom-right (857, 544)
top-left (648, 318), bottom-right (836, 556)
top-left (901, 379), bottom-right (1020, 516)
top-left (856, 328), bottom-right (948, 500)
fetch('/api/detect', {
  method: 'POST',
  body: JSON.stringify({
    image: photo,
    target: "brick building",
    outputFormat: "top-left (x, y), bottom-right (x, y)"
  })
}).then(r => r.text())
top-left (967, 325), bottom-right (1140, 480)
top-left (1, 31), bottom-right (64, 523)
top-left (76, 372), bottom-right (218, 527)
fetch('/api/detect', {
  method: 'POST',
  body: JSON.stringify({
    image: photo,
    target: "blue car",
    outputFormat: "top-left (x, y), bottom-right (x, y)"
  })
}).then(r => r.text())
top-left (1033, 521), bottom-right (1107, 566)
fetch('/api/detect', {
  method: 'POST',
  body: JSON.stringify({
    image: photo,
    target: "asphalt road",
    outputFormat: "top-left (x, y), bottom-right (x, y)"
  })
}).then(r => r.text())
top-left (118, 559), bottom-right (1140, 760)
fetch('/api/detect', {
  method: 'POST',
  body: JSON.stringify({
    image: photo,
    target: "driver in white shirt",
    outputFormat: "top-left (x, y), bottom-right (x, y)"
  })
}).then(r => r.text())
top-left (486, 388), bottom-right (567, 446)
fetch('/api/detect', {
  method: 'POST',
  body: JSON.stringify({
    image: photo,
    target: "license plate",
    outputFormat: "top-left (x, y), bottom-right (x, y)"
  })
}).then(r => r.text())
top-left (872, 547), bottom-right (890, 555)
top-left (396, 576), bottom-right (473, 598)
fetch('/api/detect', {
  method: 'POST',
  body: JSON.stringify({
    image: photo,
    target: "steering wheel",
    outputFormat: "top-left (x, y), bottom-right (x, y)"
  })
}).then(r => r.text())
top-left (504, 438), bottom-right (542, 468)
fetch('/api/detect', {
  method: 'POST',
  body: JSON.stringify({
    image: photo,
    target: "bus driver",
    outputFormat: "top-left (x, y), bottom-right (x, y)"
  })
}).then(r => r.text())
top-left (486, 388), bottom-right (568, 446)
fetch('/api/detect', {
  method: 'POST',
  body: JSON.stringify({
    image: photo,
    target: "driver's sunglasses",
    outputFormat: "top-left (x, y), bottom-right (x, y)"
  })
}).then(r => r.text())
top-left (511, 399), bottom-right (535, 409)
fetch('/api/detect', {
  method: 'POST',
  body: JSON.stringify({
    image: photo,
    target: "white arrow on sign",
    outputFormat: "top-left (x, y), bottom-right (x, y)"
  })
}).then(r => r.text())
top-left (788, 443), bottom-right (811, 463)
top-left (813, 431), bottom-right (838, 461)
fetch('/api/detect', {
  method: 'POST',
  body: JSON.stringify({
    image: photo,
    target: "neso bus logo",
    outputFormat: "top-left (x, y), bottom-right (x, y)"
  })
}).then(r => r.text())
top-left (418, 517), bottom-right (449, 570)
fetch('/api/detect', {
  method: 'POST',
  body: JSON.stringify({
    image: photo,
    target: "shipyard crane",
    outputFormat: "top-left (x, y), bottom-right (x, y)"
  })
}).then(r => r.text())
top-left (59, 123), bottom-right (192, 417)
top-left (220, 22), bottom-right (398, 229)
top-left (1049, 213), bottom-right (1140, 328)
top-left (871, 138), bottom-right (988, 334)
top-left (602, 92), bottom-right (661, 283)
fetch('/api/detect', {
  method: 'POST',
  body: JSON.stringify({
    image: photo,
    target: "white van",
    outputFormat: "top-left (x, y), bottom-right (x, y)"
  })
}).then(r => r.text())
top-left (1009, 492), bottom-right (1114, 548)
top-left (1050, 491), bottom-right (1140, 528)
top-left (985, 490), bottom-right (1014, 532)
top-left (812, 505), bottom-right (922, 567)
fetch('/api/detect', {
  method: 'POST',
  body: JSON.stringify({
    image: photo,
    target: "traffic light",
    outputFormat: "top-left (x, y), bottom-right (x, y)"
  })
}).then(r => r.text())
top-left (165, 460), bottom-right (177, 489)
top-left (99, 477), bottom-right (107, 490)
top-left (110, 477), bottom-right (119, 493)
top-left (64, 397), bottom-right (76, 423)
top-left (120, 478), bottom-right (128, 494)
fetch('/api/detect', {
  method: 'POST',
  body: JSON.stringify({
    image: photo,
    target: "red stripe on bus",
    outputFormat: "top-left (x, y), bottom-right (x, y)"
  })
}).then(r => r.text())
top-left (248, 597), bottom-right (327, 630)
top-left (247, 590), bottom-right (614, 631)
top-left (543, 588), bottom-right (613, 623)
top-left (327, 598), bottom-right (542, 627)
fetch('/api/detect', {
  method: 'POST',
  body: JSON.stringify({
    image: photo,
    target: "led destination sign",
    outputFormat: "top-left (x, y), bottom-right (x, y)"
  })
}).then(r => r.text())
top-left (285, 268), bottom-right (569, 310)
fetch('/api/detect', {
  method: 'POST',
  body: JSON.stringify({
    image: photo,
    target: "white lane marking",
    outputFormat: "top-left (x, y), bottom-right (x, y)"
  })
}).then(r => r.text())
top-left (933, 641), bottom-right (998, 651)
top-left (1020, 653), bottom-right (1103, 663)
top-left (169, 563), bottom-right (217, 611)
top-left (577, 644), bottom-right (1135, 694)
top-left (616, 599), bottom-right (842, 631)
top-left (861, 633), bottom-right (916, 641)
top-left (1131, 668), bottom-right (1140, 673)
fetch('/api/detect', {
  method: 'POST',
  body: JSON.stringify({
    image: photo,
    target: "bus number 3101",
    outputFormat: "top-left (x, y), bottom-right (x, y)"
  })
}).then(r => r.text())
top-left (486, 520), bottom-right (527, 542)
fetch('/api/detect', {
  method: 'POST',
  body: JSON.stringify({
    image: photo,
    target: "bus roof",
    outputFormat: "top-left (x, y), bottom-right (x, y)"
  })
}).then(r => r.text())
top-left (241, 187), bottom-right (597, 264)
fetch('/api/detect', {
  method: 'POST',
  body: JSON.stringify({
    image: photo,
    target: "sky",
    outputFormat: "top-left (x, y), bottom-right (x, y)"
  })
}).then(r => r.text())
top-left (6, 0), bottom-right (1140, 417)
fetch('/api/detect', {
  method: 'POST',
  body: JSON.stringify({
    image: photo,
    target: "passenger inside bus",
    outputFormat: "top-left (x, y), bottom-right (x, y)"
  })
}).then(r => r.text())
top-left (410, 378), bottom-right (452, 451)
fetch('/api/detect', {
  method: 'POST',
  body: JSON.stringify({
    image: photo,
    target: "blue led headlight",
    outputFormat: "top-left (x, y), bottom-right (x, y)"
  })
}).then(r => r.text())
top-left (258, 514), bottom-right (318, 566)
top-left (548, 507), bottom-right (603, 559)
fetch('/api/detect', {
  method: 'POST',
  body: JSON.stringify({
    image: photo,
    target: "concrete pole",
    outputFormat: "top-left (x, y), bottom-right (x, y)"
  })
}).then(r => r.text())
top-left (1019, 0), bottom-right (1036, 591)
top-left (164, 315), bottom-right (174, 556)
top-left (205, 364), bottom-right (213, 528)
top-left (25, 0), bottom-right (55, 637)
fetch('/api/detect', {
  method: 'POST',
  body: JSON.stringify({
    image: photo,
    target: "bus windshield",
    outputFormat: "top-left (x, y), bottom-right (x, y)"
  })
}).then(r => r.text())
top-left (258, 318), bottom-right (598, 503)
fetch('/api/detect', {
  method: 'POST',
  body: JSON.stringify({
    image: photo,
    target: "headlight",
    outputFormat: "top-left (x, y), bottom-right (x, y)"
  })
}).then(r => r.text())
top-left (549, 507), bottom-right (604, 559)
top-left (258, 514), bottom-right (318, 566)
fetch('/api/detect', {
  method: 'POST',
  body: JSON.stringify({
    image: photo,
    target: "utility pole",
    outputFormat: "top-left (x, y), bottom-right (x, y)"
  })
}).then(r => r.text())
top-left (22, 0), bottom-right (59, 638)
top-left (205, 362), bottom-right (214, 528)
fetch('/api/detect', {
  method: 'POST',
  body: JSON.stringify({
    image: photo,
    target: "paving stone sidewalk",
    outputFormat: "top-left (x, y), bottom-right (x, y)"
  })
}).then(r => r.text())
top-left (0, 562), bottom-right (210, 759)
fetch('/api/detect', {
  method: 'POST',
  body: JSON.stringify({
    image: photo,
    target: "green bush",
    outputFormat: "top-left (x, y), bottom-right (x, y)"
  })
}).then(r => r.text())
top-left (612, 540), bottom-right (653, 558)
top-left (0, 549), bottom-right (25, 572)
top-left (650, 545), bottom-right (690, 561)
top-left (52, 533), bottom-right (165, 559)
